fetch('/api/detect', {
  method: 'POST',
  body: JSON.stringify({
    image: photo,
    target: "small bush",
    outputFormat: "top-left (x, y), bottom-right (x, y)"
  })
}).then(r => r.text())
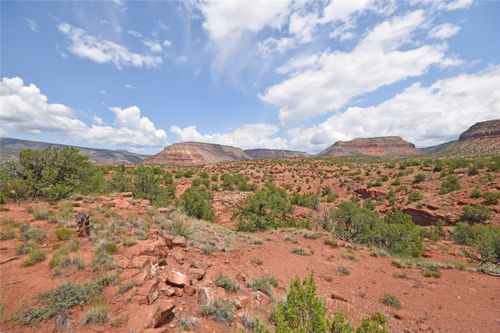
top-left (484, 191), bottom-right (499, 205)
top-left (470, 187), bottom-right (481, 199)
top-left (21, 227), bottom-right (46, 242)
top-left (324, 239), bottom-right (338, 248)
top-left (22, 249), bottom-right (46, 267)
top-left (408, 191), bottom-right (422, 203)
top-left (292, 247), bottom-right (313, 256)
top-left (341, 252), bottom-right (357, 261)
top-left (179, 315), bottom-right (198, 331)
top-left (381, 294), bottom-right (401, 309)
top-left (452, 222), bottom-right (499, 263)
top-left (201, 298), bottom-right (235, 325)
top-left (439, 175), bottom-right (460, 194)
top-left (15, 282), bottom-right (102, 324)
top-left (0, 228), bottom-right (16, 240)
top-left (33, 208), bottom-right (49, 220)
top-left (55, 228), bottom-right (71, 241)
top-left (460, 205), bottom-right (491, 224)
top-left (291, 192), bottom-right (319, 210)
top-left (336, 265), bottom-right (350, 276)
top-left (167, 213), bottom-right (193, 238)
top-left (181, 185), bottom-right (214, 221)
top-left (84, 305), bottom-right (108, 324)
top-left (215, 274), bottom-right (239, 292)
top-left (413, 173), bottom-right (425, 183)
top-left (249, 275), bottom-right (278, 297)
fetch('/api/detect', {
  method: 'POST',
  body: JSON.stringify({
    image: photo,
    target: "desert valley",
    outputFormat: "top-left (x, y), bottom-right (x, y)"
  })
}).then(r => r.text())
top-left (0, 119), bottom-right (499, 333)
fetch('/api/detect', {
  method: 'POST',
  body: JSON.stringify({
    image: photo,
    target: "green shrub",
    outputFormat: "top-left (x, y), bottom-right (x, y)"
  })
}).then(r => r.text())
top-left (55, 228), bottom-right (71, 241)
top-left (133, 166), bottom-right (175, 206)
top-left (84, 305), bottom-right (108, 324)
top-left (33, 207), bottom-right (49, 220)
top-left (167, 213), bottom-right (193, 237)
top-left (484, 191), bottom-right (499, 205)
top-left (413, 173), bottom-right (425, 183)
top-left (2, 147), bottom-right (92, 201)
top-left (215, 274), bottom-right (239, 292)
top-left (439, 175), bottom-right (460, 194)
top-left (21, 227), bottom-right (46, 242)
top-left (254, 276), bottom-right (387, 333)
top-left (452, 223), bottom-right (499, 263)
top-left (331, 201), bottom-right (379, 242)
top-left (22, 249), bottom-right (46, 267)
top-left (336, 265), bottom-right (350, 276)
top-left (236, 183), bottom-right (293, 232)
top-left (15, 282), bottom-right (103, 325)
top-left (249, 275), bottom-right (278, 297)
top-left (381, 294), bottom-right (401, 309)
top-left (0, 228), bottom-right (16, 240)
top-left (108, 164), bottom-right (130, 192)
top-left (408, 191), bottom-right (422, 202)
top-left (181, 185), bottom-right (214, 221)
top-left (291, 192), bottom-right (319, 210)
top-left (201, 298), bottom-right (235, 325)
top-left (292, 247), bottom-right (313, 256)
top-left (460, 205), bottom-right (491, 224)
top-left (470, 187), bottom-right (481, 199)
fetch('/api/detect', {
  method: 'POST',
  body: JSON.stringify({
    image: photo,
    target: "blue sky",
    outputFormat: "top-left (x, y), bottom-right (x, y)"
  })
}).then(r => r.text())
top-left (1, 0), bottom-right (499, 154)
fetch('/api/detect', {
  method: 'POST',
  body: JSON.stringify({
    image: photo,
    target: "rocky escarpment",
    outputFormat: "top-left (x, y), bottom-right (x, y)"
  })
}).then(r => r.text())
top-left (459, 119), bottom-right (500, 141)
top-left (244, 149), bottom-right (308, 159)
top-left (424, 119), bottom-right (500, 156)
top-left (317, 136), bottom-right (420, 157)
top-left (143, 142), bottom-right (252, 165)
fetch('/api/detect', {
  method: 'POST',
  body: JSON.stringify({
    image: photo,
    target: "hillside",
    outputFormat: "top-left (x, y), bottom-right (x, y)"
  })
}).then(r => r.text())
top-left (244, 148), bottom-right (308, 159)
top-left (143, 141), bottom-right (251, 165)
top-left (424, 119), bottom-right (500, 156)
top-left (317, 136), bottom-right (420, 157)
top-left (0, 138), bottom-right (148, 164)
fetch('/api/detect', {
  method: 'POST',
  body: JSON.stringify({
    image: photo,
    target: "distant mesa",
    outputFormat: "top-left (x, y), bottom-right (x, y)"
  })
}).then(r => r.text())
top-left (0, 137), bottom-right (148, 164)
top-left (142, 141), bottom-right (251, 165)
top-left (424, 119), bottom-right (500, 156)
top-left (317, 136), bottom-right (419, 158)
top-left (244, 149), bottom-right (308, 159)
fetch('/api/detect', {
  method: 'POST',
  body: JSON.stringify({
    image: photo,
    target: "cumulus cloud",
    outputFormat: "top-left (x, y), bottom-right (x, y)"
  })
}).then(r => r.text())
top-left (260, 10), bottom-right (455, 127)
top-left (58, 22), bottom-right (163, 69)
top-left (428, 23), bottom-right (460, 39)
top-left (143, 40), bottom-right (163, 53)
top-left (0, 77), bottom-right (167, 148)
top-left (197, 0), bottom-right (291, 41)
top-left (170, 123), bottom-right (288, 150)
top-left (286, 65), bottom-right (500, 152)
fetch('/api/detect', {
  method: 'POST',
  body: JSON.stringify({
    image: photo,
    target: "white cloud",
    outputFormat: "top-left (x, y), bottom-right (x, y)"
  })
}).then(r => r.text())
top-left (197, 0), bottom-right (291, 41)
top-left (127, 30), bottom-right (143, 38)
top-left (143, 40), bottom-right (163, 53)
top-left (261, 10), bottom-right (455, 127)
top-left (162, 40), bottom-right (172, 48)
top-left (321, 0), bottom-right (374, 23)
top-left (428, 23), bottom-right (460, 39)
top-left (412, 0), bottom-right (474, 11)
top-left (170, 123), bottom-right (288, 149)
top-left (286, 65), bottom-right (500, 152)
top-left (125, 84), bottom-right (137, 89)
top-left (288, 11), bottom-right (319, 43)
top-left (26, 18), bottom-right (38, 32)
top-left (175, 55), bottom-right (187, 65)
top-left (58, 22), bottom-right (163, 69)
top-left (0, 77), bottom-right (167, 148)
top-left (257, 37), bottom-right (296, 57)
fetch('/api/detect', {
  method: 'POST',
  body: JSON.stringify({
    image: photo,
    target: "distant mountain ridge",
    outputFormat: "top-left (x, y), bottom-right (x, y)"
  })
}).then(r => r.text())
top-left (142, 141), bottom-right (252, 165)
top-left (0, 138), bottom-right (149, 164)
top-left (244, 149), bottom-right (308, 159)
top-left (317, 136), bottom-right (420, 157)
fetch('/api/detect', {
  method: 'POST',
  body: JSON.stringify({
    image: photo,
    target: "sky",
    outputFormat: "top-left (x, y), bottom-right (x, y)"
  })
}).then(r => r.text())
top-left (1, 0), bottom-right (499, 154)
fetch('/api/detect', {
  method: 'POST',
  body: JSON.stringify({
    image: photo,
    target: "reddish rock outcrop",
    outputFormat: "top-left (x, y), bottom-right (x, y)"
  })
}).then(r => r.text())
top-left (403, 207), bottom-right (451, 226)
top-left (318, 136), bottom-right (420, 157)
top-left (142, 141), bottom-right (251, 165)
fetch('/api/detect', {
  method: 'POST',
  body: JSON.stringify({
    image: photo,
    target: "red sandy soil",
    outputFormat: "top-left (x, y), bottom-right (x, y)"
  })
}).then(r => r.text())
top-left (0, 159), bottom-right (499, 332)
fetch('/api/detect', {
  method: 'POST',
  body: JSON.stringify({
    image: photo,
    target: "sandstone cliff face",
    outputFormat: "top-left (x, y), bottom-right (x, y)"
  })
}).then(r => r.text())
top-left (317, 136), bottom-right (419, 157)
top-left (425, 119), bottom-right (500, 156)
top-left (142, 142), bottom-right (251, 165)
top-left (459, 119), bottom-right (500, 141)
top-left (244, 149), bottom-right (308, 159)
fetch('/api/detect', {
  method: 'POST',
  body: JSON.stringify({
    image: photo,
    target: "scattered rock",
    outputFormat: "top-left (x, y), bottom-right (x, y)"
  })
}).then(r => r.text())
top-left (166, 270), bottom-right (189, 287)
top-left (184, 285), bottom-right (196, 296)
top-left (188, 268), bottom-right (206, 281)
top-left (172, 236), bottom-right (187, 248)
top-left (331, 293), bottom-right (348, 302)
